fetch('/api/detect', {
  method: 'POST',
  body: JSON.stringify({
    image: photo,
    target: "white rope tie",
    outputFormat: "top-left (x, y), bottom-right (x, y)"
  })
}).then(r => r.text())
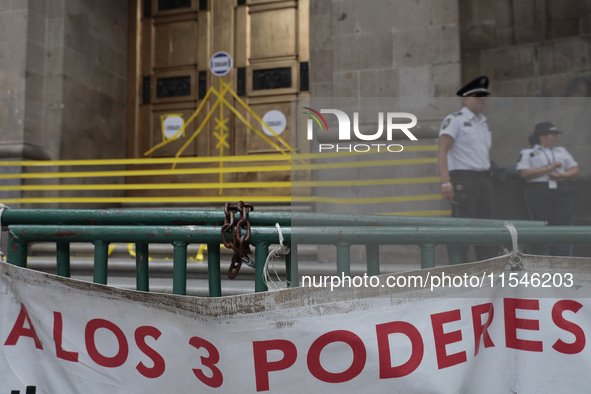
top-left (0, 204), bottom-right (9, 262)
top-left (263, 223), bottom-right (290, 290)
top-left (504, 222), bottom-right (523, 270)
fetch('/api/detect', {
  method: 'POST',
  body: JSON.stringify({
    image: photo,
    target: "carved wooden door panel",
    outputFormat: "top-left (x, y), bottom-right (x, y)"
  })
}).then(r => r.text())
top-left (127, 0), bottom-right (310, 200)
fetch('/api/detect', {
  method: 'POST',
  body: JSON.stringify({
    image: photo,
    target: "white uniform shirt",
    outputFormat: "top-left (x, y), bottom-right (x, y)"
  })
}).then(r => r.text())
top-left (516, 145), bottom-right (578, 183)
top-left (439, 106), bottom-right (492, 171)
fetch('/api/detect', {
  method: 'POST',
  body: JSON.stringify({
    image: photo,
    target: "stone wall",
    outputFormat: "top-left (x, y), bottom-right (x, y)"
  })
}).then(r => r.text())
top-left (308, 0), bottom-right (464, 219)
top-left (460, 34), bottom-right (591, 180)
top-left (0, 0), bottom-right (129, 208)
top-left (460, 0), bottom-right (591, 84)
top-left (1, 0), bottom-right (50, 208)
top-left (50, 0), bottom-right (129, 207)
top-left (60, 0), bottom-right (128, 162)
top-left (308, 0), bottom-right (464, 265)
top-left (310, 0), bottom-right (461, 99)
top-left (468, 35), bottom-right (591, 97)
top-left (0, 0), bottom-right (50, 160)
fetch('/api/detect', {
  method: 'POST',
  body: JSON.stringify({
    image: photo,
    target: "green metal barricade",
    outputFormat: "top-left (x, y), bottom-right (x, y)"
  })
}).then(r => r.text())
top-left (3, 209), bottom-right (582, 298)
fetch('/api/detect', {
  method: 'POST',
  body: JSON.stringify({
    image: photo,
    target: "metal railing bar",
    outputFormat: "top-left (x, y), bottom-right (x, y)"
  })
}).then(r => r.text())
top-left (9, 225), bottom-right (591, 245)
top-left (135, 243), bottom-right (149, 292)
top-left (2, 210), bottom-right (546, 228)
top-left (5, 223), bottom-right (591, 297)
top-left (446, 245), bottom-right (463, 265)
top-left (56, 242), bottom-right (70, 277)
top-left (419, 244), bottom-right (436, 269)
top-left (7, 232), bottom-right (27, 268)
top-left (93, 240), bottom-right (109, 285)
top-left (172, 241), bottom-right (187, 295)
top-left (365, 244), bottom-right (380, 276)
top-left (207, 243), bottom-right (221, 297)
top-left (336, 243), bottom-right (351, 276)
top-left (3, 210), bottom-right (290, 227)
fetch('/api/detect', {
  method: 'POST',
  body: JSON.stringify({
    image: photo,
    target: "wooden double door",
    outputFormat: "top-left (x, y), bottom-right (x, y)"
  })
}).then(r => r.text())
top-left (127, 0), bottom-right (310, 199)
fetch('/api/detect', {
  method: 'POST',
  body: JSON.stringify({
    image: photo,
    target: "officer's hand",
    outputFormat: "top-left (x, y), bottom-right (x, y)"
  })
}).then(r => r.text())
top-left (549, 171), bottom-right (564, 180)
top-left (441, 184), bottom-right (454, 202)
top-left (550, 161), bottom-right (562, 170)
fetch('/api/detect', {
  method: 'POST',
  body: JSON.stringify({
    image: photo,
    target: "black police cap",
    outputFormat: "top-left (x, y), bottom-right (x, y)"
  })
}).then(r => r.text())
top-left (528, 121), bottom-right (563, 145)
top-left (533, 121), bottom-right (562, 136)
top-left (456, 76), bottom-right (490, 97)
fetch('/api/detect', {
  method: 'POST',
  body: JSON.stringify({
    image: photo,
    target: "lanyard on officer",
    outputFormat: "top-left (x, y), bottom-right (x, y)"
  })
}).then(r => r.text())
top-left (539, 147), bottom-right (558, 189)
top-left (539, 147), bottom-right (555, 165)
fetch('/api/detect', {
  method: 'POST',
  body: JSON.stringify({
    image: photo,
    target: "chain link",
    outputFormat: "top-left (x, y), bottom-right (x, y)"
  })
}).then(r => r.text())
top-left (222, 201), bottom-right (253, 279)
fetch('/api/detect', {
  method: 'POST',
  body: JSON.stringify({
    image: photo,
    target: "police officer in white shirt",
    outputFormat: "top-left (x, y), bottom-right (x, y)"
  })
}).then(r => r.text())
top-left (438, 76), bottom-right (498, 262)
top-left (517, 121), bottom-right (579, 256)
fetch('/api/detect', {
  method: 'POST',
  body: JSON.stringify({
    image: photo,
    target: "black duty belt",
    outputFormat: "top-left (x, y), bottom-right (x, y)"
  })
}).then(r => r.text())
top-left (525, 181), bottom-right (569, 189)
top-left (449, 170), bottom-right (491, 178)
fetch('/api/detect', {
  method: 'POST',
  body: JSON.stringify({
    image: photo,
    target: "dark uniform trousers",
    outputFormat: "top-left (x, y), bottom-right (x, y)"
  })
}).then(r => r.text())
top-left (524, 182), bottom-right (573, 256)
top-left (450, 170), bottom-right (499, 263)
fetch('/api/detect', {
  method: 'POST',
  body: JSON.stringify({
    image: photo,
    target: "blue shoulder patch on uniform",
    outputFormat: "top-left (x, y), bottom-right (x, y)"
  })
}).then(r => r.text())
top-left (452, 111), bottom-right (462, 116)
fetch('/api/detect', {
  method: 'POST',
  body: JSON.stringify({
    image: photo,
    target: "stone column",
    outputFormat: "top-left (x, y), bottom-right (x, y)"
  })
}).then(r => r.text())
top-left (0, 0), bottom-right (128, 208)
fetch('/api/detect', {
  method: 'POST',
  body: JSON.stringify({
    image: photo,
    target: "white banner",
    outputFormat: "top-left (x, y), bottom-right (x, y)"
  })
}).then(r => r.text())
top-left (1, 255), bottom-right (590, 393)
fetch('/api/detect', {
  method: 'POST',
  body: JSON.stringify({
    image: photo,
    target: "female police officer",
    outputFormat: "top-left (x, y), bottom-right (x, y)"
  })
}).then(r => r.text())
top-left (516, 121), bottom-right (579, 256)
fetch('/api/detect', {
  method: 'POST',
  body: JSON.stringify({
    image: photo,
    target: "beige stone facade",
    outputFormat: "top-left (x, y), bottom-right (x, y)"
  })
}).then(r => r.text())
top-left (310, 0), bottom-right (461, 99)
top-left (1, 0), bottom-right (590, 213)
top-left (0, 0), bottom-right (128, 207)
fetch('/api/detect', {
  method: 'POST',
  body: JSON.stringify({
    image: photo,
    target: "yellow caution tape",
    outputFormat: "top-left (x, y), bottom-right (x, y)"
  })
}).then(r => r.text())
top-left (0, 166), bottom-right (293, 180)
top-left (189, 244), bottom-right (223, 261)
top-left (0, 177), bottom-right (441, 191)
top-left (1, 194), bottom-right (441, 204)
top-left (0, 146), bottom-right (439, 167)
top-left (145, 86), bottom-right (220, 156)
top-left (196, 244), bottom-right (206, 262)
top-left (212, 87), bottom-right (292, 158)
top-left (170, 84), bottom-right (232, 166)
top-left (294, 176), bottom-right (441, 187)
top-left (228, 84), bottom-right (294, 154)
top-left (0, 154), bottom-right (291, 167)
top-left (0, 158), bottom-right (436, 180)
top-left (294, 158), bottom-right (437, 171)
top-left (293, 194), bottom-right (441, 204)
top-left (0, 196), bottom-right (293, 204)
top-left (127, 243), bottom-right (136, 258)
top-left (0, 182), bottom-right (291, 191)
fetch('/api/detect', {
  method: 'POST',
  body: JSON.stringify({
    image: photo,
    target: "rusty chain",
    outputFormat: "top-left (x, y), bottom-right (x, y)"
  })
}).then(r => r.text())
top-left (221, 201), bottom-right (254, 279)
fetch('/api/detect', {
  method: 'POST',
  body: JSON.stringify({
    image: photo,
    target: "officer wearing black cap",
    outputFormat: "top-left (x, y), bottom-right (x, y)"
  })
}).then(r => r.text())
top-left (438, 76), bottom-right (498, 262)
top-left (517, 121), bottom-right (579, 256)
